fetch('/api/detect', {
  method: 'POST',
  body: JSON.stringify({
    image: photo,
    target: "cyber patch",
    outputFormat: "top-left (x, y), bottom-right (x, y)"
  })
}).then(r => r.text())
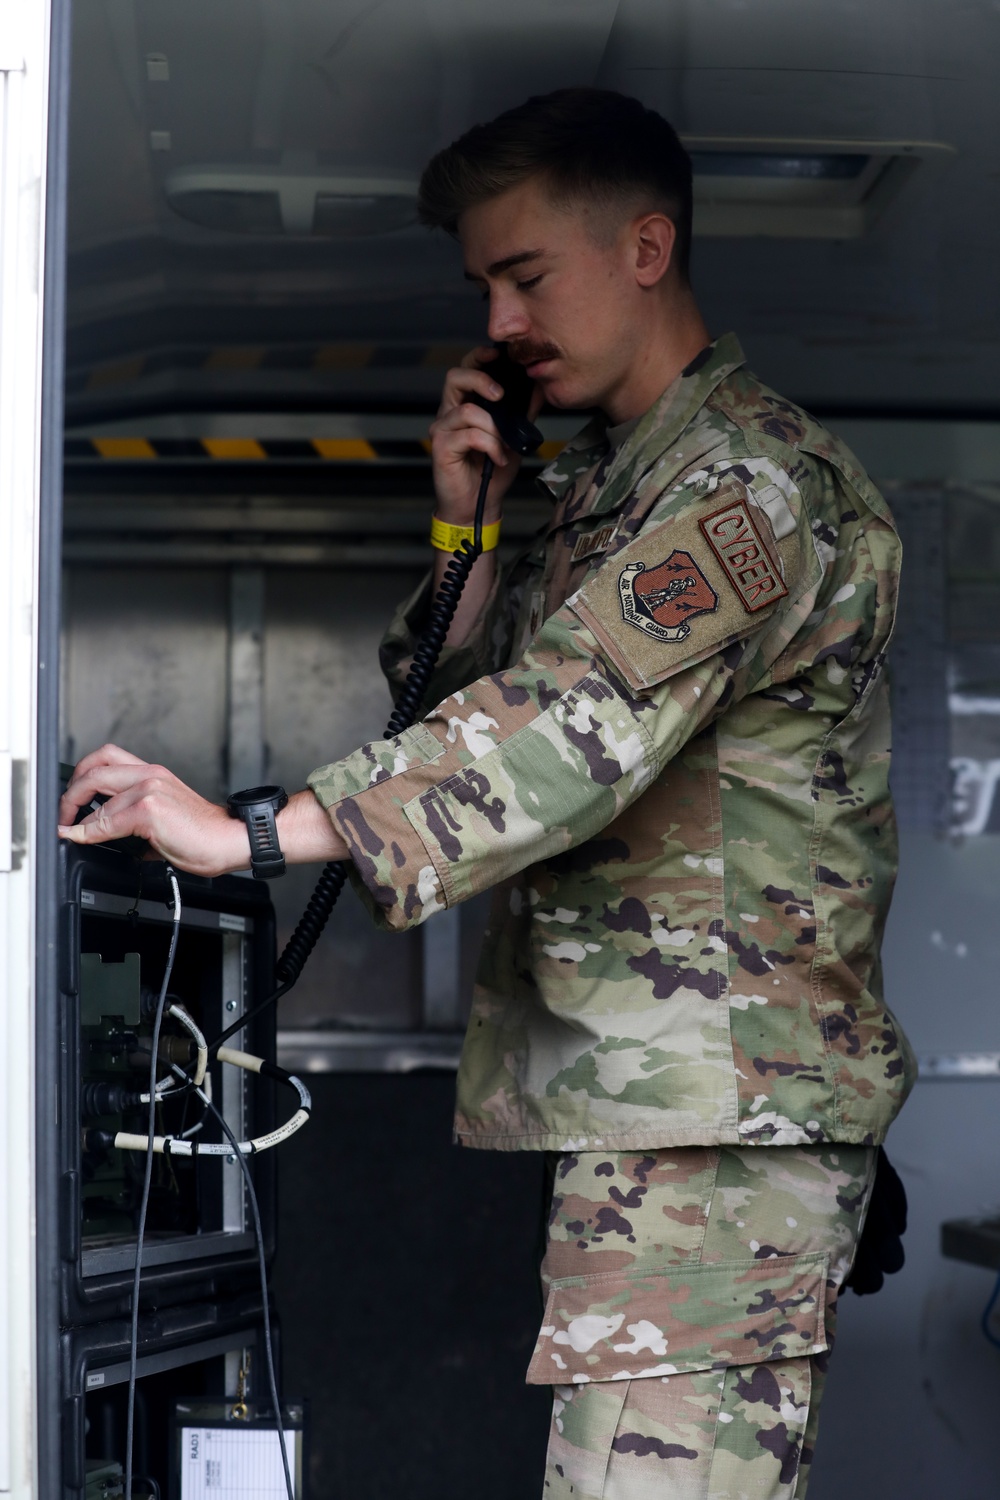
top-left (618, 551), bottom-right (718, 642)
top-left (699, 497), bottom-right (788, 613)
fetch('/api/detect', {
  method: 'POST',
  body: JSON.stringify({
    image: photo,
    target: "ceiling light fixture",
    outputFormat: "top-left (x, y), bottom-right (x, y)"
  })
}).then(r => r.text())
top-left (164, 140), bottom-right (954, 242)
top-left (684, 137), bottom-right (955, 237)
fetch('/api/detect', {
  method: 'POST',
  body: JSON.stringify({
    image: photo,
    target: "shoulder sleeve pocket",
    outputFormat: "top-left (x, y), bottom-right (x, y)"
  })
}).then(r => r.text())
top-left (526, 1252), bottom-right (829, 1386)
top-left (567, 480), bottom-right (807, 692)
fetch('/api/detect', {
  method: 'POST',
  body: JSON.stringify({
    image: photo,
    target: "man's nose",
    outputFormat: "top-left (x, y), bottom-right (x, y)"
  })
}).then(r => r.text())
top-left (487, 291), bottom-right (530, 345)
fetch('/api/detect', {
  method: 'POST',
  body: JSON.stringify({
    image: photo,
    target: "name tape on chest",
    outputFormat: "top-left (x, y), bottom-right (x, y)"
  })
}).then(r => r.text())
top-left (570, 519), bottom-right (620, 565)
top-left (699, 497), bottom-right (788, 613)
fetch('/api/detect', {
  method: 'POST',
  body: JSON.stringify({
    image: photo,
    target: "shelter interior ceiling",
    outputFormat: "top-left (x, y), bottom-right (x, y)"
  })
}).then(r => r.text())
top-left (66, 0), bottom-right (1000, 422)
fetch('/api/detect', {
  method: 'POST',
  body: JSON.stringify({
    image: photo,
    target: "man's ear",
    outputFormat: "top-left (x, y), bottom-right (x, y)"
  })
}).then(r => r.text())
top-left (633, 213), bottom-right (676, 288)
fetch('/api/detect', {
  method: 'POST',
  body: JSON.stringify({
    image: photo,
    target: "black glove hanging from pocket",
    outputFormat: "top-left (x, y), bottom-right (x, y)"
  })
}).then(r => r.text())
top-left (842, 1145), bottom-right (908, 1296)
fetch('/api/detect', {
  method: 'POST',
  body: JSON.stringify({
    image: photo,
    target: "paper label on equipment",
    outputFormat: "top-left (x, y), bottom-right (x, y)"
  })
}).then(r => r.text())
top-left (80, 889), bottom-right (96, 907)
top-left (218, 912), bottom-right (246, 933)
top-left (181, 1425), bottom-right (298, 1498)
top-left (86, 1371), bottom-right (105, 1389)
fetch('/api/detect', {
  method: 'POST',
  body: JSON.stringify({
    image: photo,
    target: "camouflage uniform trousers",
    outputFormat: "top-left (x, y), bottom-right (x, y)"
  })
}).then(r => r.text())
top-left (529, 1144), bottom-right (876, 1499)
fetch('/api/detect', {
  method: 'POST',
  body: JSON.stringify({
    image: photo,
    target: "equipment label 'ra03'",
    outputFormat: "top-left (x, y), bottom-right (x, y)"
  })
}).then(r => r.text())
top-left (699, 497), bottom-right (788, 613)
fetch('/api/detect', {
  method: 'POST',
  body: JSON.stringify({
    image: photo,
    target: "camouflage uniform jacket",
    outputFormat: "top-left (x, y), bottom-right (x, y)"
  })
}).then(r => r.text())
top-left (308, 333), bottom-right (917, 1152)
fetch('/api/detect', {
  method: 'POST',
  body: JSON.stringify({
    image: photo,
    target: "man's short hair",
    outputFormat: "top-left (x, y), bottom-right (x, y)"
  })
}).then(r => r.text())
top-left (418, 88), bottom-right (693, 282)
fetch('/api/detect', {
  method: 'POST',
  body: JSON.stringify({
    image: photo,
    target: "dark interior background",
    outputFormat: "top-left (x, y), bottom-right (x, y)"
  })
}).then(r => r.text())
top-left (274, 1076), bottom-right (551, 1498)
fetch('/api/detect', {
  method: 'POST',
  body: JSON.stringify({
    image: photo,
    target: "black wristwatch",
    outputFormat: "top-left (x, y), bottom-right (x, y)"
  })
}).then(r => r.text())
top-left (226, 785), bottom-right (289, 879)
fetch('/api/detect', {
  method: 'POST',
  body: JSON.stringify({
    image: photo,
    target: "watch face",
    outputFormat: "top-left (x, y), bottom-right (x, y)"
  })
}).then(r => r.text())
top-left (228, 785), bottom-right (287, 809)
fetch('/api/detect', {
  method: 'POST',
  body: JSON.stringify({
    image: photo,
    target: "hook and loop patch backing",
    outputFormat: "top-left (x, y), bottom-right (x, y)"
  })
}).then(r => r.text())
top-left (568, 480), bottom-right (803, 692)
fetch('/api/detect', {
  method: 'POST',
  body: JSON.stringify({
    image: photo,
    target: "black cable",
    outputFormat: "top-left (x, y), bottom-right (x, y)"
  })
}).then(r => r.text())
top-left (210, 457), bottom-right (496, 1047)
top-left (199, 1091), bottom-right (295, 1500)
top-left (383, 457), bottom-right (492, 738)
top-left (125, 868), bottom-right (181, 1500)
top-left (210, 979), bottom-right (290, 1057)
top-left (158, 1049), bottom-right (295, 1490)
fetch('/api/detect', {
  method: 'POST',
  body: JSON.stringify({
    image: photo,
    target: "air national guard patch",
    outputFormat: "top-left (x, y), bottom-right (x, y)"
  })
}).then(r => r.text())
top-left (618, 552), bottom-right (718, 642)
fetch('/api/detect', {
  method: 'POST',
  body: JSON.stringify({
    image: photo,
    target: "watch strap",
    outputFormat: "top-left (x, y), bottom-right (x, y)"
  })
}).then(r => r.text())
top-left (227, 786), bottom-right (288, 879)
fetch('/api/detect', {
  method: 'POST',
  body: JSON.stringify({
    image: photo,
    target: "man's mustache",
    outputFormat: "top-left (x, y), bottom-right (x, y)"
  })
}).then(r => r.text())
top-left (506, 340), bottom-right (561, 367)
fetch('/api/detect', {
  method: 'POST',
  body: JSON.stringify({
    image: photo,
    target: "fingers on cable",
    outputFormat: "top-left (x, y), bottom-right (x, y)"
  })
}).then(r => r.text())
top-left (61, 764), bottom-right (169, 827)
top-left (59, 788), bottom-right (152, 845)
top-left (58, 753), bottom-right (151, 826)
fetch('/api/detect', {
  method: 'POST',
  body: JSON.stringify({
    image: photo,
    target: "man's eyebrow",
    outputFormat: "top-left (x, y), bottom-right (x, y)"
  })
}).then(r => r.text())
top-left (463, 248), bottom-right (545, 282)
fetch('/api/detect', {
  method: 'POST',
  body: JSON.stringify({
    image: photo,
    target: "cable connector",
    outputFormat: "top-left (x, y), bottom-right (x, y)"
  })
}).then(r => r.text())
top-left (81, 1081), bottom-right (145, 1117)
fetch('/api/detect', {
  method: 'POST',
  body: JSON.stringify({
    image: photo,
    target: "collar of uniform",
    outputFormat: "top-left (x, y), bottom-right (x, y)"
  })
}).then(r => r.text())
top-left (536, 414), bottom-right (609, 502)
top-left (536, 331), bottom-right (747, 511)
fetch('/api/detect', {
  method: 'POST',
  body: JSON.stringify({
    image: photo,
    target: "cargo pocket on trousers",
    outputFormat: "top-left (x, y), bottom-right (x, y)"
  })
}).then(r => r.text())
top-left (526, 1253), bottom-right (829, 1386)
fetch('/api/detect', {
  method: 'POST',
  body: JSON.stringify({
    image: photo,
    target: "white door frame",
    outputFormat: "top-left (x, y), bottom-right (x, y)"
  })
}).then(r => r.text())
top-left (0, 0), bottom-right (67, 1494)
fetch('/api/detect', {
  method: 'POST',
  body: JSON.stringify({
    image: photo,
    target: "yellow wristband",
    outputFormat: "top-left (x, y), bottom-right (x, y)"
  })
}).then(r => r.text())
top-left (430, 516), bottom-right (501, 553)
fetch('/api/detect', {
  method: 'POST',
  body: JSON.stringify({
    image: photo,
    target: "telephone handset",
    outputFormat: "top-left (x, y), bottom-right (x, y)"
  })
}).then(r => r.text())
top-left (209, 347), bottom-right (542, 1047)
top-left (467, 343), bottom-right (543, 457)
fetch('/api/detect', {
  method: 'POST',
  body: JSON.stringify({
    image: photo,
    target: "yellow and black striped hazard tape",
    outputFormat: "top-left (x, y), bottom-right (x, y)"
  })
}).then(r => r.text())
top-left (64, 434), bottom-right (567, 463)
top-left (65, 342), bottom-right (576, 461)
top-left (67, 342), bottom-right (489, 394)
top-left (65, 341), bottom-right (574, 462)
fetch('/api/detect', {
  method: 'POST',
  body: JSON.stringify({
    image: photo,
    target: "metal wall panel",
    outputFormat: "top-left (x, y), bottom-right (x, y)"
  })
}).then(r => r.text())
top-left (262, 567), bottom-right (425, 1030)
top-left (61, 567), bottom-right (229, 801)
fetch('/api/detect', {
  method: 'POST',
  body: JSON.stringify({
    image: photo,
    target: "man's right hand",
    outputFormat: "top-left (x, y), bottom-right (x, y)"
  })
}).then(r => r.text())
top-left (428, 346), bottom-right (527, 524)
top-left (58, 743), bottom-right (348, 872)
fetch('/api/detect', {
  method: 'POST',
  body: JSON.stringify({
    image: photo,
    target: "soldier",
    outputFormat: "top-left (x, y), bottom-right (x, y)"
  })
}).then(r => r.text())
top-left (60, 89), bottom-right (914, 1499)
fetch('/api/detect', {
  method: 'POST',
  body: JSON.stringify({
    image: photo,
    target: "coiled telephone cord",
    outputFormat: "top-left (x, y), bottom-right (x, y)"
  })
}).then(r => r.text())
top-left (211, 457), bottom-right (494, 1053)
